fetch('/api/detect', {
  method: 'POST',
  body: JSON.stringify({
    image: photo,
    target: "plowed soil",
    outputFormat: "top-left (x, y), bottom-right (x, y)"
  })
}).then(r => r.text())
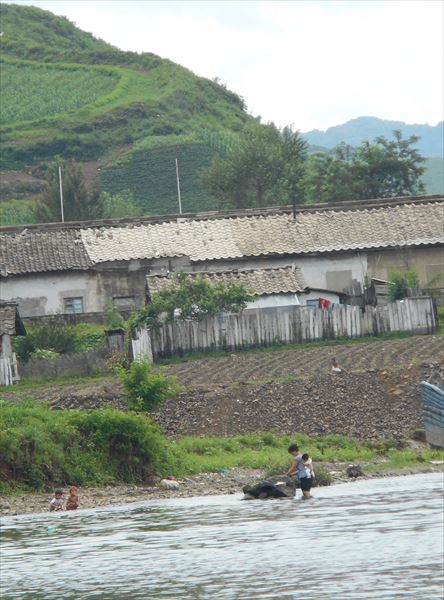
top-left (3, 334), bottom-right (443, 440)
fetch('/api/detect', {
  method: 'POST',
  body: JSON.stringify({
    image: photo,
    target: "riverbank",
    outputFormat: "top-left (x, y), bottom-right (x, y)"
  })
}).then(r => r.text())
top-left (2, 462), bottom-right (443, 517)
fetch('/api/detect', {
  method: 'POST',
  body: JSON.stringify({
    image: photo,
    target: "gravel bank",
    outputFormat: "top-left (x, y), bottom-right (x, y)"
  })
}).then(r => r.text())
top-left (2, 464), bottom-right (442, 517)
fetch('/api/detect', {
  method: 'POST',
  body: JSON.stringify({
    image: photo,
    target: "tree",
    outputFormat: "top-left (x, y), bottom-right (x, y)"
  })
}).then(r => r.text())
top-left (131, 272), bottom-right (252, 330)
top-left (35, 160), bottom-right (103, 222)
top-left (201, 121), bottom-right (307, 209)
top-left (354, 130), bottom-right (425, 199)
top-left (302, 144), bottom-right (360, 203)
top-left (303, 131), bottom-right (425, 203)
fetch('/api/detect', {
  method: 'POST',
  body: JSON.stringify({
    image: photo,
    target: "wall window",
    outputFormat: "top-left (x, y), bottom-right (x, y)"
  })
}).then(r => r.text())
top-left (64, 297), bottom-right (84, 314)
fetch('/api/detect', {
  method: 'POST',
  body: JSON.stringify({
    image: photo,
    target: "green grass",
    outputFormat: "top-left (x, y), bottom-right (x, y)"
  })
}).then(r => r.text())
top-left (0, 198), bottom-right (37, 226)
top-left (1, 400), bottom-right (442, 495)
top-left (0, 401), bottom-right (173, 493)
top-left (0, 60), bottom-right (119, 125)
top-left (170, 433), bottom-right (443, 477)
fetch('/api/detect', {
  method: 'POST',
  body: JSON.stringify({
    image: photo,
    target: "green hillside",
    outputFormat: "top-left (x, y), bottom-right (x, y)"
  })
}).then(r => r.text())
top-left (1, 59), bottom-right (120, 124)
top-left (0, 3), bottom-right (250, 219)
top-left (0, 4), bottom-right (441, 227)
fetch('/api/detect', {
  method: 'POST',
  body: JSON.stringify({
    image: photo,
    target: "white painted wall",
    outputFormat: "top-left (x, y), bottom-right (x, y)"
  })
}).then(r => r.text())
top-left (294, 253), bottom-right (368, 291)
top-left (246, 293), bottom-right (300, 309)
top-left (0, 272), bottom-right (101, 316)
top-left (193, 252), bottom-right (368, 292)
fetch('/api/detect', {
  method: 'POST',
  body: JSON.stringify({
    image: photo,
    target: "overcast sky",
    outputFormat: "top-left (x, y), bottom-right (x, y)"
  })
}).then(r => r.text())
top-left (12, 0), bottom-right (444, 131)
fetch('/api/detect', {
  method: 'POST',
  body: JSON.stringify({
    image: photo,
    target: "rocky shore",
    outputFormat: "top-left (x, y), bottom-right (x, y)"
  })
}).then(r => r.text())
top-left (2, 463), bottom-right (442, 517)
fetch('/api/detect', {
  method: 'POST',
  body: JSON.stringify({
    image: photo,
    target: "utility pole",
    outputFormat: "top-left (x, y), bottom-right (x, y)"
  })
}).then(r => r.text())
top-left (175, 158), bottom-right (182, 214)
top-left (58, 166), bottom-right (65, 222)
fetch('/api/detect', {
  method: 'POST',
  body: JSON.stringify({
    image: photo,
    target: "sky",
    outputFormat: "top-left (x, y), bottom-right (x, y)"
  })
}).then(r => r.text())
top-left (11, 0), bottom-right (444, 131)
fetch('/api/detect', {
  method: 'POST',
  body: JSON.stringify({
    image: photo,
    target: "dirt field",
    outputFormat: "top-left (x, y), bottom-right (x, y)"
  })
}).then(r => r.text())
top-left (166, 334), bottom-right (443, 388)
top-left (2, 334), bottom-right (443, 440)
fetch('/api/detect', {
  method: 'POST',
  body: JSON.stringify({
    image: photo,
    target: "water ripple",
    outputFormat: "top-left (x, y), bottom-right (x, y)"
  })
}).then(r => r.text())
top-left (1, 473), bottom-right (443, 599)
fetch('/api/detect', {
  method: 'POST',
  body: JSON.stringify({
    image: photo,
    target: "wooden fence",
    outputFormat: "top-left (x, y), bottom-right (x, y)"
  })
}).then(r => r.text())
top-left (0, 353), bottom-right (20, 386)
top-left (143, 297), bottom-right (437, 360)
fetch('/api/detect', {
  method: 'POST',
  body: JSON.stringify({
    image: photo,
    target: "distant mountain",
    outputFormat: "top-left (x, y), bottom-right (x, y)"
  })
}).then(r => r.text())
top-left (302, 117), bottom-right (443, 157)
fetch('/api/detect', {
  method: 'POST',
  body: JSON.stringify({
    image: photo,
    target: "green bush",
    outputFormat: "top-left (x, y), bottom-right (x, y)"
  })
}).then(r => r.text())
top-left (13, 323), bottom-right (106, 361)
top-left (118, 360), bottom-right (179, 412)
top-left (13, 323), bottom-right (76, 361)
top-left (0, 401), bottom-right (172, 493)
top-left (73, 323), bottom-right (106, 352)
top-left (387, 269), bottom-right (420, 301)
top-left (30, 348), bottom-right (59, 360)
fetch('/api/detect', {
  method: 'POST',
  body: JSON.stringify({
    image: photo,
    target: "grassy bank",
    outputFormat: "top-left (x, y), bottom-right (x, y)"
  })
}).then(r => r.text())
top-left (1, 401), bottom-right (442, 495)
top-left (0, 402), bottom-right (174, 494)
top-left (172, 433), bottom-right (443, 477)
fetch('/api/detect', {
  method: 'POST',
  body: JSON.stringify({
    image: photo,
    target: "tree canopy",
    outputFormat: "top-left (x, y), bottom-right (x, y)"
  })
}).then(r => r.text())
top-left (303, 130), bottom-right (426, 203)
top-left (200, 121), bottom-right (307, 209)
top-left (35, 160), bottom-right (103, 222)
top-left (131, 273), bottom-right (252, 330)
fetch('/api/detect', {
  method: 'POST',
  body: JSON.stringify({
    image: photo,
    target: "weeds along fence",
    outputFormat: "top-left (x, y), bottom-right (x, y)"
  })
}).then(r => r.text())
top-left (143, 297), bottom-right (437, 360)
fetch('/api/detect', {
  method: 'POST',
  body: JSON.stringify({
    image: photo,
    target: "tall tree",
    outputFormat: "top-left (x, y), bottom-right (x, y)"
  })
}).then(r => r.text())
top-left (35, 160), bottom-right (103, 223)
top-left (201, 122), bottom-right (307, 209)
top-left (303, 131), bottom-right (425, 203)
top-left (354, 130), bottom-right (426, 199)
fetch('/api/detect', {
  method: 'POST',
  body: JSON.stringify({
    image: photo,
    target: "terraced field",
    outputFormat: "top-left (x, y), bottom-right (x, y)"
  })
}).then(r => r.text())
top-left (1, 60), bottom-right (120, 125)
top-left (166, 334), bottom-right (444, 389)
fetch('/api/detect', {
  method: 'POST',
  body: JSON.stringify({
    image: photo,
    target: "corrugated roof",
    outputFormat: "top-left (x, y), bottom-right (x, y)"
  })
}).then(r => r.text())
top-left (1, 198), bottom-right (442, 276)
top-left (146, 266), bottom-right (307, 297)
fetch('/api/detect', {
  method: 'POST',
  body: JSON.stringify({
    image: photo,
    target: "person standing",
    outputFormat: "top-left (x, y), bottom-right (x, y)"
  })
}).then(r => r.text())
top-left (286, 444), bottom-right (314, 499)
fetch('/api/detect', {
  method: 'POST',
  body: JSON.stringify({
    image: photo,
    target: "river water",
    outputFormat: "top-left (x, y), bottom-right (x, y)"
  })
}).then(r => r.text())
top-left (1, 473), bottom-right (443, 600)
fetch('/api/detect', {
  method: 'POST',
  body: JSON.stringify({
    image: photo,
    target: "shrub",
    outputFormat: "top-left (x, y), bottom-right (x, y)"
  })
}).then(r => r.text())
top-left (13, 323), bottom-right (106, 361)
top-left (13, 323), bottom-right (77, 360)
top-left (118, 360), bottom-right (180, 412)
top-left (0, 401), bottom-right (172, 493)
top-left (74, 323), bottom-right (106, 352)
top-left (30, 348), bottom-right (59, 360)
top-left (387, 269), bottom-right (420, 301)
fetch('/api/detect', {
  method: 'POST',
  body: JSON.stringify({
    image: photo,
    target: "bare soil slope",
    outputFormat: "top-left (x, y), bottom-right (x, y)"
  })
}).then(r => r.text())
top-left (3, 335), bottom-right (443, 440)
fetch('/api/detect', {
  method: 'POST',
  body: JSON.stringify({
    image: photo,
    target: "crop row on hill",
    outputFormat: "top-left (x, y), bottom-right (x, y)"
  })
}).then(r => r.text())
top-left (0, 59), bottom-right (120, 125)
top-left (0, 198), bottom-right (38, 226)
top-left (101, 143), bottom-right (222, 214)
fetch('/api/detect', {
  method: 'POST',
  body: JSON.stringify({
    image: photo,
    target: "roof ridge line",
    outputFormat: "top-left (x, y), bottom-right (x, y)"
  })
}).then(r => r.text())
top-left (1, 195), bottom-right (442, 234)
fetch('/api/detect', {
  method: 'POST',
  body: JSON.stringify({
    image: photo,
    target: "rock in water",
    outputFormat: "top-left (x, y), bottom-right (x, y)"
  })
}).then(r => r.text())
top-left (346, 465), bottom-right (364, 478)
top-left (242, 475), bottom-right (296, 500)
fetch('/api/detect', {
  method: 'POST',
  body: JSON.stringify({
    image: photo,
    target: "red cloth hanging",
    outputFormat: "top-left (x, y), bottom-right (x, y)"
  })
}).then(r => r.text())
top-left (319, 297), bottom-right (331, 309)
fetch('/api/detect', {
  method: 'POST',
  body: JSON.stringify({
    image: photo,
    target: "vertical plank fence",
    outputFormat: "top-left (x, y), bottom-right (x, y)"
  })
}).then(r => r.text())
top-left (145, 297), bottom-right (437, 361)
top-left (131, 329), bottom-right (153, 363)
